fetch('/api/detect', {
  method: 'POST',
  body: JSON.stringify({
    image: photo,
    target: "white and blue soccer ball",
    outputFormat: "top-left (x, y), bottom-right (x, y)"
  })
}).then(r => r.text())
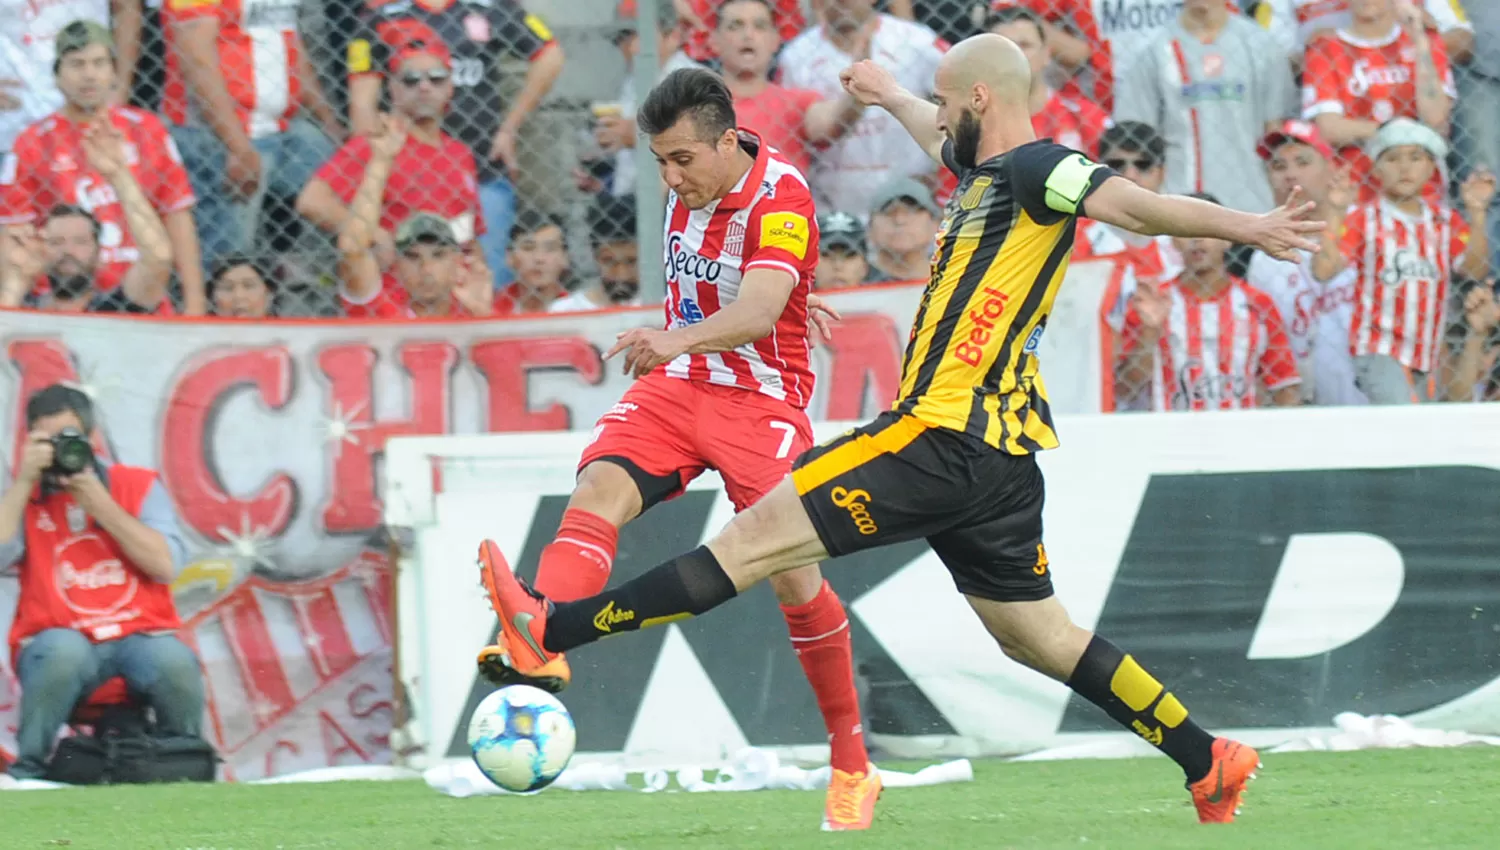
top-left (467, 685), bottom-right (577, 793)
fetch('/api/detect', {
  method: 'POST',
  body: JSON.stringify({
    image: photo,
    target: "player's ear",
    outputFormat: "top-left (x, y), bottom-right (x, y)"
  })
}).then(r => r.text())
top-left (718, 126), bottom-right (738, 155)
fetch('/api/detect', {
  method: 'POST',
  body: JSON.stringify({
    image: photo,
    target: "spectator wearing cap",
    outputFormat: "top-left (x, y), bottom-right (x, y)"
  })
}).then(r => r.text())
top-left (866, 178), bottom-right (939, 282)
top-left (340, 210), bottom-right (490, 319)
top-left (496, 212), bottom-right (570, 315)
top-left (712, 0), bottom-right (863, 177)
top-left (779, 0), bottom-right (946, 216)
top-left (552, 194), bottom-right (642, 313)
top-left (1113, 0), bottom-right (1293, 215)
top-left (298, 41), bottom-right (486, 278)
top-left (816, 212), bottom-right (883, 290)
top-left (347, 0), bottom-right (563, 289)
top-left (0, 22), bottom-right (204, 312)
top-left (1245, 120), bottom-right (1368, 405)
top-left (1301, 0), bottom-right (1455, 200)
top-left (987, 7), bottom-right (1111, 160)
top-left (207, 253), bottom-right (275, 319)
top-left (584, 0), bottom-right (703, 198)
top-left (1118, 191), bottom-right (1303, 411)
top-left (0, 0), bottom-right (116, 156)
top-left (162, 0), bottom-right (340, 267)
top-left (1078, 122), bottom-right (1183, 281)
top-left (1311, 118), bottom-right (1495, 403)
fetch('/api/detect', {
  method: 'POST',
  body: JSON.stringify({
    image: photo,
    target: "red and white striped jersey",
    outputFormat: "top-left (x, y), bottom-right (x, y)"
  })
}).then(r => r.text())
top-left (1123, 277), bottom-right (1301, 411)
top-left (1340, 198), bottom-right (1468, 373)
top-left (660, 130), bottom-right (816, 408)
top-left (161, 0), bottom-right (303, 139)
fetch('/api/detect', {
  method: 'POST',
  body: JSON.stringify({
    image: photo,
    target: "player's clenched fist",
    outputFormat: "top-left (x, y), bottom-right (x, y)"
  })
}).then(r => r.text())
top-left (606, 327), bottom-right (686, 379)
top-left (840, 60), bottom-right (899, 108)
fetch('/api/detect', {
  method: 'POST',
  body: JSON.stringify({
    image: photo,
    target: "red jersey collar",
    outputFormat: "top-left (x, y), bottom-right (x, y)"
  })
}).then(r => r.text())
top-left (718, 129), bottom-right (769, 212)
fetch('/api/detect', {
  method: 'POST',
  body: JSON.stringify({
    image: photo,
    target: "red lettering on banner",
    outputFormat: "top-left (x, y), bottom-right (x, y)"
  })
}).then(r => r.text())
top-left (160, 348), bottom-right (296, 541)
top-left (319, 709), bottom-right (369, 764)
top-left (471, 337), bottom-right (602, 432)
top-left (823, 314), bottom-right (903, 420)
top-left (263, 739), bottom-right (300, 779)
top-left (4, 339), bottom-right (111, 467)
top-left (318, 343), bottom-right (458, 532)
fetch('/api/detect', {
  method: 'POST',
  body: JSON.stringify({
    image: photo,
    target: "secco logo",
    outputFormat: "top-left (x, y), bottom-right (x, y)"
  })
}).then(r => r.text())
top-left (831, 486), bottom-right (878, 535)
top-left (954, 286), bottom-right (1012, 367)
top-left (1347, 60), bottom-right (1411, 98)
top-left (667, 234), bottom-right (723, 284)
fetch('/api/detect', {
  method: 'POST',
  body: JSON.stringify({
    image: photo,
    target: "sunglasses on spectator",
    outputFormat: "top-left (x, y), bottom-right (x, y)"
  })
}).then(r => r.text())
top-left (398, 68), bottom-right (450, 86)
top-left (1105, 156), bottom-right (1158, 172)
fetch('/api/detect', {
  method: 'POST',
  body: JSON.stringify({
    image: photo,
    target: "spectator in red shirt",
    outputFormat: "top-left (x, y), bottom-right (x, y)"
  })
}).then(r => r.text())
top-left (1301, 0), bottom-right (1455, 198)
top-left (162, 0), bottom-right (341, 267)
top-left (335, 119), bottom-right (492, 320)
top-left (495, 212), bottom-right (570, 315)
top-left (677, 0), bottom-right (804, 63)
top-left (0, 22), bottom-right (203, 312)
top-left (1310, 118), bottom-right (1494, 403)
top-left (207, 252), bottom-right (275, 319)
top-left (987, 6), bottom-right (1110, 159)
top-left (712, 0), bottom-right (863, 176)
top-left (297, 40), bottom-right (485, 276)
top-left (1118, 192), bottom-right (1304, 411)
top-left (0, 126), bottom-right (173, 314)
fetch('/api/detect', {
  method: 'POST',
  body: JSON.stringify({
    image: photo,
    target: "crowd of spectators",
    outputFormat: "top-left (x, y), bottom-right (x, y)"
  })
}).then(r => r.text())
top-left (0, 0), bottom-right (1494, 403)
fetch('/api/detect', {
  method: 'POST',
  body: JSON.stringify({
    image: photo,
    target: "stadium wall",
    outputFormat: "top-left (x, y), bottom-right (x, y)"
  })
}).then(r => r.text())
top-left (388, 404), bottom-right (1500, 767)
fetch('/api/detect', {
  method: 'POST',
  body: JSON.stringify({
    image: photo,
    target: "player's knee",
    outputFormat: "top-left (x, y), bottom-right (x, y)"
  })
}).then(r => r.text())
top-left (571, 461), bottom-right (643, 525)
top-left (767, 565), bottom-right (823, 606)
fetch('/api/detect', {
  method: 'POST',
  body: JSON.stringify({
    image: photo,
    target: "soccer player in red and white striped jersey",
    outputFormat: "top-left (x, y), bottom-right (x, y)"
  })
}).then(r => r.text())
top-left (474, 68), bottom-right (878, 831)
top-left (1119, 192), bottom-right (1303, 411)
top-left (1310, 118), bottom-right (1493, 403)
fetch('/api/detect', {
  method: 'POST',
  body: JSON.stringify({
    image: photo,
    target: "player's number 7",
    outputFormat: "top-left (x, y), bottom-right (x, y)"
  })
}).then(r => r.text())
top-left (769, 421), bottom-right (797, 459)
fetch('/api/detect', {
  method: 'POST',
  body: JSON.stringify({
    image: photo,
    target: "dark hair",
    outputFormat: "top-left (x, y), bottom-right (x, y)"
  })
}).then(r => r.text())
top-left (26, 384), bottom-right (95, 433)
top-left (588, 194), bottom-right (637, 246)
top-left (984, 6), bottom-right (1045, 39)
top-left (716, 0), bottom-right (777, 27)
top-left (44, 204), bottom-right (101, 242)
top-left (209, 253), bottom-right (274, 292)
top-left (637, 67), bottom-right (737, 143)
top-left (1098, 121), bottom-right (1166, 162)
top-left (509, 211), bottom-right (566, 244)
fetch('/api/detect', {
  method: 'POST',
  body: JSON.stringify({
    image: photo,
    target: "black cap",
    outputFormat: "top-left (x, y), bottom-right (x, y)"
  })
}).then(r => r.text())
top-left (818, 211), bottom-right (866, 254)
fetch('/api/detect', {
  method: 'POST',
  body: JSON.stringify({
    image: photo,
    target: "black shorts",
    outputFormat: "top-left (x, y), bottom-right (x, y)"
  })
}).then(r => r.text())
top-left (790, 411), bottom-right (1052, 603)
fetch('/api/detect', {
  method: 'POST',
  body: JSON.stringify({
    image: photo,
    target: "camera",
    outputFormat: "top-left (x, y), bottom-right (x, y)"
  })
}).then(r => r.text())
top-left (47, 427), bottom-right (95, 477)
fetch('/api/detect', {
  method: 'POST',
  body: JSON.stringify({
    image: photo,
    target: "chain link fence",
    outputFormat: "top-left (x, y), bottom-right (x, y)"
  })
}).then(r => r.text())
top-left (0, 0), bottom-right (1495, 403)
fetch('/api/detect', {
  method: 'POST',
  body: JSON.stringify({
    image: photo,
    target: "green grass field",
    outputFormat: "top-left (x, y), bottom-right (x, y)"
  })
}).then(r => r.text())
top-left (5, 748), bottom-right (1498, 849)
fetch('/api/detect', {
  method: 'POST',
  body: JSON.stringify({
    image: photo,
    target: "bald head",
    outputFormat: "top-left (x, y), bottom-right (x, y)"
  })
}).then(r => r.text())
top-left (930, 33), bottom-right (1036, 170)
top-left (937, 33), bottom-right (1033, 109)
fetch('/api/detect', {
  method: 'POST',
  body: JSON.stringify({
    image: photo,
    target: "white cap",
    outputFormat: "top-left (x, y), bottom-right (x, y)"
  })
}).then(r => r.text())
top-left (1367, 118), bottom-right (1449, 162)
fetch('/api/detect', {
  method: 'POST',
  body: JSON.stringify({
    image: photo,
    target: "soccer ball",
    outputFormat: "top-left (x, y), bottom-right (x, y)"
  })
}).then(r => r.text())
top-left (467, 685), bottom-right (577, 793)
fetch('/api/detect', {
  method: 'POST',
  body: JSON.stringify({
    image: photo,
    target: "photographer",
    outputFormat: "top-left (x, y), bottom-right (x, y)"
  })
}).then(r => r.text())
top-left (0, 385), bottom-right (202, 780)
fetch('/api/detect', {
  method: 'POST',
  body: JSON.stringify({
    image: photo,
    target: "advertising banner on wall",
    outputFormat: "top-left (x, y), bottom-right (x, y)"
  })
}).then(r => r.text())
top-left (0, 265), bottom-right (1123, 779)
top-left (386, 405), bottom-right (1500, 767)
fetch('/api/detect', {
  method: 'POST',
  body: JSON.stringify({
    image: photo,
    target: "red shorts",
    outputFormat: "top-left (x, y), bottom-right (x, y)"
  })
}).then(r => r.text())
top-left (579, 373), bottom-right (814, 513)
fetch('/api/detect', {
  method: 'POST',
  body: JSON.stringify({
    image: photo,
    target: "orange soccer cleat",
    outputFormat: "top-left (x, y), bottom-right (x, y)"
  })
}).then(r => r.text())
top-left (821, 762), bottom-right (882, 832)
top-left (475, 539), bottom-right (571, 693)
top-left (1188, 737), bottom-right (1261, 824)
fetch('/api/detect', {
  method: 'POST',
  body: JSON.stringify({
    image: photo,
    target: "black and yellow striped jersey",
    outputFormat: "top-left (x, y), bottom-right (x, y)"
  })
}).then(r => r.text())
top-left (893, 139), bottom-right (1115, 454)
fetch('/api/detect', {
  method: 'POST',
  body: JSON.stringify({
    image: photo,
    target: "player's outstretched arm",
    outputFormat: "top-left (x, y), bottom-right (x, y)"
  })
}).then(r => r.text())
top-left (1084, 176), bottom-right (1325, 263)
top-left (840, 60), bottom-right (945, 166)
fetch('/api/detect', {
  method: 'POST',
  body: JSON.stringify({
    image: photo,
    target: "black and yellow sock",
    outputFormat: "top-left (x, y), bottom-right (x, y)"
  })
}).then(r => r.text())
top-left (1066, 635), bottom-right (1215, 782)
top-left (543, 546), bottom-right (738, 653)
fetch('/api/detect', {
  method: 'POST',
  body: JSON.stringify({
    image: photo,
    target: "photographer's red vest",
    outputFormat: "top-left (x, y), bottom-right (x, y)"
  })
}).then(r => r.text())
top-left (8, 464), bottom-right (181, 652)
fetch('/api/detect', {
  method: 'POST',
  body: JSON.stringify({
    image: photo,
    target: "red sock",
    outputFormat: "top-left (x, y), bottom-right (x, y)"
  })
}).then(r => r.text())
top-left (531, 509), bottom-right (619, 602)
top-left (782, 581), bottom-right (867, 774)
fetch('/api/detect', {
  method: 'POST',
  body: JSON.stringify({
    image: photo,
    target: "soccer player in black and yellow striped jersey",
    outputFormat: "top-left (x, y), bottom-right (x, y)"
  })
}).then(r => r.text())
top-left (475, 34), bottom-right (1326, 830)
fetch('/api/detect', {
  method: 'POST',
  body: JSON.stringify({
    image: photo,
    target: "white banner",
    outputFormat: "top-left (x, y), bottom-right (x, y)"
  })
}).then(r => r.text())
top-left (387, 405), bottom-right (1500, 767)
top-left (0, 261), bottom-right (1121, 779)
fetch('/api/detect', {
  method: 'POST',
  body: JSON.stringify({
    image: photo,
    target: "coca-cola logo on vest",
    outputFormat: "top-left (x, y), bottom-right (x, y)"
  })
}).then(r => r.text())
top-left (53, 533), bottom-right (139, 617)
